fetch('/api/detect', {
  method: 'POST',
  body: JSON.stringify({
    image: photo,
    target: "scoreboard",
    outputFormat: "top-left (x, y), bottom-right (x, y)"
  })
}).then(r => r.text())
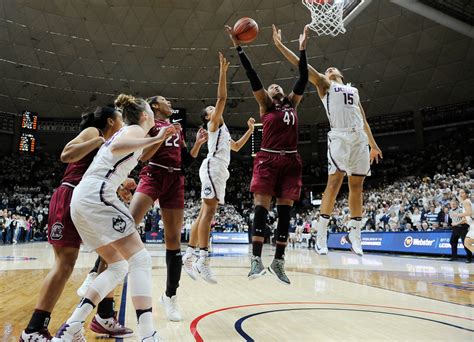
top-left (19, 111), bottom-right (38, 153)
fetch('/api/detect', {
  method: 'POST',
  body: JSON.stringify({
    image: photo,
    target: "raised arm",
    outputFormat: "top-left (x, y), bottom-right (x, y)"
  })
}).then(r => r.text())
top-left (209, 52), bottom-right (230, 132)
top-left (359, 102), bottom-right (383, 164)
top-left (111, 125), bottom-right (176, 155)
top-left (272, 24), bottom-right (330, 98)
top-left (288, 26), bottom-right (309, 108)
top-left (60, 127), bottom-right (104, 163)
top-left (225, 25), bottom-right (272, 115)
top-left (231, 118), bottom-right (255, 152)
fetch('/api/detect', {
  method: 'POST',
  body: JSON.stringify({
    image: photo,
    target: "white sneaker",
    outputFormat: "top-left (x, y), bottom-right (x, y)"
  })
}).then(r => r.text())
top-left (193, 256), bottom-right (217, 284)
top-left (140, 331), bottom-right (161, 342)
top-left (182, 253), bottom-right (197, 280)
top-left (159, 293), bottom-right (182, 322)
top-left (20, 329), bottom-right (53, 342)
top-left (52, 321), bottom-right (85, 342)
top-left (315, 231), bottom-right (328, 255)
top-left (346, 229), bottom-right (363, 256)
top-left (77, 272), bottom-right (97, 297)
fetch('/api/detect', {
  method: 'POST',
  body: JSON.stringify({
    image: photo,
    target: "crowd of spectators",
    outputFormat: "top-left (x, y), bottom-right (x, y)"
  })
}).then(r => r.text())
top-left (0, 125), bottom-right (472, 244)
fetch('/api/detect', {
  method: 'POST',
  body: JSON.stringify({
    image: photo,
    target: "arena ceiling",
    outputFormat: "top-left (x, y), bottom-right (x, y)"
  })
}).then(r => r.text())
top-left (0, 0), bottom-right (473, 127)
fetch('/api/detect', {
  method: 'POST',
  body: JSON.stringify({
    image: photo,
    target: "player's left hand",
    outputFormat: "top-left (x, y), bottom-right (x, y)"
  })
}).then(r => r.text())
top-left (122, 178), bottom-right (137, 191)
top-left (117, 186), bottom-right (133, 204)
top-left (299, 25), bottom-right (309, 50)
top-left (370, 146), bottom-right (383, 164)
top-left (247, 117), bottom-right (256, 131)
top-left (196, 127), bottom-right (208, 145)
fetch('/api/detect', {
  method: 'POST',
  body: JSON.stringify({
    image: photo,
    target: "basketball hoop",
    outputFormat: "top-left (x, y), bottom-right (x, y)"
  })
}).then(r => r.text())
top-left (302, 0), bottom-right (346, 37)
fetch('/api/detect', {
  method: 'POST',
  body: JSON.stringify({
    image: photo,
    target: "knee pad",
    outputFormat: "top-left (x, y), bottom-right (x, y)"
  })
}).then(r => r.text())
top-left (128, 249), bottom-right (152, 297)
top-left (276, 205), bottom-right (291, 243)
top-left (89, 260), bottom-right (128, 299)
top-left (252, 205), bottom-right (268, 237)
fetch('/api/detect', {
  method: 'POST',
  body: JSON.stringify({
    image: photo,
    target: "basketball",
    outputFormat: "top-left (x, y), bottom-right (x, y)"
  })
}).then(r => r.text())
top-left (233, 17), bottom-right (259, 43)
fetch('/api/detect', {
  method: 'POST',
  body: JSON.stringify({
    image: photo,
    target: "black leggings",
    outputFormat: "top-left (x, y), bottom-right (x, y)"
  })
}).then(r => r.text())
top-left (450, 224), bottom-right (472, 259)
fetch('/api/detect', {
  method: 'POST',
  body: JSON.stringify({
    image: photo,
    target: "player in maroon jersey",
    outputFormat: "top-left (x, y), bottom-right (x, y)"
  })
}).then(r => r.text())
top-left (225, 25), bottom-right (309, 285)
top-left (128, 95), bottom-right (208, 321)
top-left (21, 106), bottom-right (134, 342)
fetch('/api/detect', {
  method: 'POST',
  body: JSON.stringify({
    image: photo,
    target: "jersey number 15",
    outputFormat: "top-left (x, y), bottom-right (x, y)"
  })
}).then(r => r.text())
top-left (343, 93), bottom-right (354, 105)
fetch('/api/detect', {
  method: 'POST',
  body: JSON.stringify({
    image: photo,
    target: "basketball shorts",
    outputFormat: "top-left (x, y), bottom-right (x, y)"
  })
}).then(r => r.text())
top-left (467, 220), bottom-right (474, 239)
top-left (70, 178), bottom-right (137, 251)
top-left (47, 184), bottom-right (81, 248)
top-left (199, 157), bottom-right (230, 205)
top-left (135, 165), bottom-right (184, 209)
top-left (250, 151), bottom-right (303, 201)
top-left (327, 129), bottom-right (371, 176)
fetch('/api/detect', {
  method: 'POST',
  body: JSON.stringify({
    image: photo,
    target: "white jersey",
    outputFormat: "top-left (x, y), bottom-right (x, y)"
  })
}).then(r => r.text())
top-left (322, 81), bottom-right (364, 130)
top-left (82, 126), bottom-right (142, 189)
top-left (206, 122), bottom-right (231, 166)
top-left (462, 200), bottom-right (473, 226)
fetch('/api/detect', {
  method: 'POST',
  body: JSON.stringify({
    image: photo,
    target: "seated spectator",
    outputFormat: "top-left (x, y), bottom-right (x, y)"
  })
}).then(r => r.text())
top-left (437, 206), bottom-right (451, 229)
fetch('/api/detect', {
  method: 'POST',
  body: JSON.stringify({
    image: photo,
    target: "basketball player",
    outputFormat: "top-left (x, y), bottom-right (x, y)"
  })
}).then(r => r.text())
top-left (53, 94), bottom-right (175, 342)
top-left (451, 189), bottom-right (473, 262)
top-left (128, 95), bottom-right (207, 321)
top-left (182, 53), bottom-right (255, 283)
top-left (21, 106), bottom-right (133, 341)
top-left (272, 25), bottom-right (383, 256)
top-left (225, 25), bottom-right (309, 285)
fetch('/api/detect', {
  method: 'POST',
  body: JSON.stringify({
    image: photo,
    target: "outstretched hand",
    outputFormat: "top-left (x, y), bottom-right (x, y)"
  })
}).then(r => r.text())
top-left (225, 25), bottom-right (239, 47)
top-left (272, 24), bottom-right (282, 45)
top-left (247, 117), bottom-right (256, 131)
top-left (299, 25), bottom-right (309, 50)
top-left (219, 52), bottom-right (230, 72)
top-left (196, 127), bottom-right (208, 145)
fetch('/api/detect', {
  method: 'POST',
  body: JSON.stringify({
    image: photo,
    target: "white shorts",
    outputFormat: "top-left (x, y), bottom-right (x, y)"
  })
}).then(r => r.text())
top-left (199, 158), bottom-right (230, 205)
top-left (70, 178), bottom-right (136, 251)
top-left (327, 129), bottom-right (371, 176)
top-left (467, 220), bottom-right (474, 239)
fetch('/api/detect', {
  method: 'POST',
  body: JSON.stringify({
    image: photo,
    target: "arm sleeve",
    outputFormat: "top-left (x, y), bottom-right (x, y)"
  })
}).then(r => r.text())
top-left (292, 49), bottom-right (308, 96)
top-left (236, 46), bottom-right (264, 92)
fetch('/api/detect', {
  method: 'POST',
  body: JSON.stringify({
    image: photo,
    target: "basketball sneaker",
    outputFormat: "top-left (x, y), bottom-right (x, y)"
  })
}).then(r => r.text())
top-left (248, 256), bottom-right (266, 280)
top-left (346, 229), bottom-right (364, 256)
top-left (193, 256), bottom-right (218, 284)
top-left (159, 293), bottom-right (182, 322)
top-left (140, 331), bottom-right (161, 342)
top-left (182, 253), bottom-right (197, 280)
top-left (76, 272), bottom-right (97, 297)
top-left (20, 329), bottom-right (53, 342)
top-left (90, 313), bottom-right (133, 338)
top-left (268, 258), bottom-right (291, 285)
top-left (52, 321), bottom-right (85, 342)
top-left (315, 232), bottom-right (328, 255)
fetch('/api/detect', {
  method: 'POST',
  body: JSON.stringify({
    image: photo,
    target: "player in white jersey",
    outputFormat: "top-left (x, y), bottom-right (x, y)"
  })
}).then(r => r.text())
top-left (273, 25), bottom-right (382, 256)
top-left (452, 189), bottom-right (473, 262)
top-left (53, 94), bottom-right (176, 342)
top-left (181, 53), bottom-right (255, 283)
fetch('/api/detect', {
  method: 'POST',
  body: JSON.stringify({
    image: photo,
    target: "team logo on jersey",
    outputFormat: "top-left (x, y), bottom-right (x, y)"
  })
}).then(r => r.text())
top-left (50, 222), bottom-right (64, 240)
top-left (203, 185), bottom-right (212, 196)
top-left (112, 216), bottom-right (126, 233)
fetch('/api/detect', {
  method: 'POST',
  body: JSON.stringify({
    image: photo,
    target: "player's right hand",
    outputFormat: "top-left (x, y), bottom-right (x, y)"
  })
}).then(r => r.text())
top-left (247, 117), bottom-right (256, 131)
top-left (225, 25), bottom-right (239, 46)
top-left (272, 24), bottom-right (282, 45)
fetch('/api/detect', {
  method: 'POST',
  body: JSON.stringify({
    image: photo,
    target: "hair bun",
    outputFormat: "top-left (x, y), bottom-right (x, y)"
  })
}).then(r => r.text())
top-left (114, 94), bottom-right (136, 108)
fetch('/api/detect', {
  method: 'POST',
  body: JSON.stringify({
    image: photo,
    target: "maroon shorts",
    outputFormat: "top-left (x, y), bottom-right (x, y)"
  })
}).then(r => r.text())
top-left (136, 166), bottom-right (185, 209)
top-left (47, 184), bottom-right (81, 248)
top-left (250, 151), bottom-right (303, 201)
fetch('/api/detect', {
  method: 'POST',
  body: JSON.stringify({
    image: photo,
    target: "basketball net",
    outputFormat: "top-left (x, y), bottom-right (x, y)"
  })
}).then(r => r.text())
top-left (302, 0), bottom-right (346, 37)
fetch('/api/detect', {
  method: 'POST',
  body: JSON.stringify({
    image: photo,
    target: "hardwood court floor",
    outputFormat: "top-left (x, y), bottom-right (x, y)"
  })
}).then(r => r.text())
top-left (1, 242), bottom-right (473, 341)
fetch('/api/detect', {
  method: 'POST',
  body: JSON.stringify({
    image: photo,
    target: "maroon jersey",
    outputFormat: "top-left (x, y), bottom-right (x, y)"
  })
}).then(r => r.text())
top-left (60, 149), bottom-right (97, 186)
top-left (261, 100), bottom-right (298, 151)
top-left (149, 119), bottom-right (184, 168)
